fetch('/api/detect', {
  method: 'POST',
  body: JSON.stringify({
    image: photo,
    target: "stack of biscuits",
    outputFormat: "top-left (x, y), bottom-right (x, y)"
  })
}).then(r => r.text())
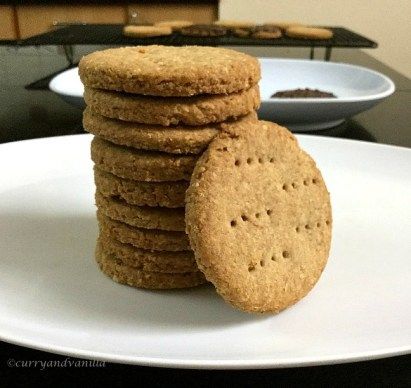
top-left (79, 45), bottom-right (261, 290)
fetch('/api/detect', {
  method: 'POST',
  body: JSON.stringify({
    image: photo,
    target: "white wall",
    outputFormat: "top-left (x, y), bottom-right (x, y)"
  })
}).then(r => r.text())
top-left (220, 0), bottom-right (411, 78)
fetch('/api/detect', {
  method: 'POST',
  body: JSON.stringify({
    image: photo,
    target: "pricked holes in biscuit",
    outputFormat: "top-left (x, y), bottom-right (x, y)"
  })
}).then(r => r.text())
top-left (326, 220), bottom-right (330, 226)
top-left (305, 224), bottom-right (311, 230)
top-left (266, 209), bottom-right (272, 216)
top-left (260, 259), bottom-right (265, 267)
top-left (271, 255), bottom-right (277, 262)
top-left (291, 182), bottom-right (297, 189)
top-left (303, 179), bottom-right (309, 186)
top-left (255, 212), bottom-right (261, 219)
top-left (282, 184), bottom-right (289, 191)
top-left (269, 157), bottom-right (275, 163)
top-left (248, 263), bottom-right (256, 272)
top-left (246, 157), bottom-right (253, 164)
top-left (258, 157), bottom-right (263, 164)
top-left (295, 226), bottom-right (300, 233)
top-left (312, 178), bottom-right (319, 184)
top-left (241, 215), bottom-right (248, 221)
top-left (282, 250), bottom-right (290, 259)
top-left (230, 220), bottom-right (237, 227)
top-left (234, 159), bottom-right (241, 166)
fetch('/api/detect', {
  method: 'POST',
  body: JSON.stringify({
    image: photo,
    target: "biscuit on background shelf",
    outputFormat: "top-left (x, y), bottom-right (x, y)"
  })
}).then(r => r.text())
top-left (122, 25), bottom-right (172, 38)
top-left (180, 24), bottom-right (228, 37)
top-left (154, 20), bottom-right (193, 30)
top-left (286, 26), bottom-right (333, 39)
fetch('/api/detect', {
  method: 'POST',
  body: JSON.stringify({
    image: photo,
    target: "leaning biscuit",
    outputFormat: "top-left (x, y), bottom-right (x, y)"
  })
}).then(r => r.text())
top-left (94, 167), bottom-right (188, 208)
top-left (286, 26), bottom-right (333, 40)
top-left (123, 25), bottom-right (172, 38)
top-left (79, 45), bottom-right (260, 96)
top-left (96, 241), bottom-right (206, 289)
top-left (83, 108), bottom-right (257, 155)
top-left (91, 137), bottom-right (198, 182)
top-left (84, 85), bottom-right (260, 127)
top-left (95, 190), bottom-right (185, 231)
top-left (98, 234), bottom-right (197, 273)
top-left (98, 211), bottom-right (190, 251)
top-left (185, 120), bottom-right (332, 313)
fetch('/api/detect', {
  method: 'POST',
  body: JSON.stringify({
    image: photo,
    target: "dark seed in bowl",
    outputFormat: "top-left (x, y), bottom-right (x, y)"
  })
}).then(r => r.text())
top-left (271, 88), bottom-right (336, 98)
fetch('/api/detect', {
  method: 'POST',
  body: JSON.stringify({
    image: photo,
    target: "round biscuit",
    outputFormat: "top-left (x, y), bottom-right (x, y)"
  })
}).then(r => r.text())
top-left (94, 167), bottom-right (188, 208)
top-left (122, 25), bottom-right (172, 38)
top-left (91, 136), bottom-right (198, 182)
top-left (79, 45), bottom-right (260, 96)
top-left (84, 108), bottom-right (257, 155)
top-left (98, 211), bottom-right (190, 251)
top-left (185, 120), bottom-right (332, 313)
top-left (286, 26), bottom-right (333, 40)
top-left (98, 234), bottom-right (197, 273)
top-left (96, 241), bottom-right (206, 289)
top-left (83, 85), bottom-right (260, 127)
top-left (95, 190), bottom-right (185, 231)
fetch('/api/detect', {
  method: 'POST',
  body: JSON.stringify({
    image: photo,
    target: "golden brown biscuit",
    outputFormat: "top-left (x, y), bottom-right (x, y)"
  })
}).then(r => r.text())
top-left (154, 20), bottom-right (193, 30)
top-left (180, 24), bottom-right (227, 37)
top-left (98, 211), bottom-right (190, 251)
top-left (214, 20), bottom-right (255, 29)
top-left (185, 120), bottom-right (332, 313)
top-left (286, 26), bottom-right (333, 40)
top-left (95, 190), bottom-right (185, 231)
top-left (98, 234), bottom-right (197, 273)
top-left (91, 137), bottom-right (198, 182)
top-left (123, 25), bottom-right (172, 38)
top-left (264, 22), bottom-right (303, 31)
top-left (79, 46), bottom-right (260, 96)
top-left (83, 86), bottom-right (260, 127)
top-left (96, 241), bottom-right (206, 289)
top-left (83, 108), bottom-right (258, 154)
top-left (94, 167), bottom-right (188, 208)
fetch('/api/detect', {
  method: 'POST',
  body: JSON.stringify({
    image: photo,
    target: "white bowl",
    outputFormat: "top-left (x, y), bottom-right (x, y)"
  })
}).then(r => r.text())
top-left (49, 67), bottom-right (85, 109)
top-left (49, 59), bottom-right (395, 131)
top-left (259, 58), bottom-right (395, 131)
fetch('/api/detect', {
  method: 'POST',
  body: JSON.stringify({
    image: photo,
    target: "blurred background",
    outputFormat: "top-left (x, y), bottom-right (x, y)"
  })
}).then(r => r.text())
top-left (1, 0), bottom-right (410, 77)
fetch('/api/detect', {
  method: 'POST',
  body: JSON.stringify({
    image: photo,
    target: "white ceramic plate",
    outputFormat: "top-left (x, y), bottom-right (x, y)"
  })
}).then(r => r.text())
top-left (0, 134), bottom-right (410, 368)
top-left (49, 59), bottom-right (395, 132)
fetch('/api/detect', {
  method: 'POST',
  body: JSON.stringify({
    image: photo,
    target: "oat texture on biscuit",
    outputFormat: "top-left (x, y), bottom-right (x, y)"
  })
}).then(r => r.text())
top-left (286, 26), bottom-right (333, 40)
top-left (96, 242), bottom-right (206, 289)
top-left (79, 46), bottom-right (260, 96)
top-left (96, 191), bottom-right (185, 231)
top-left (91, 137), bottom-right (197, 181)
top-left (84, 108), bottom-right (257, 154)
top-left (98, 211), bottom-right (190, 251)
top-left (98, 234), bottom-right (197, 273)
top-left (94, 167), bottom-right (188, 208)
top-left (84, 86), bottom-right (260, 126)
top-left (185, 121), bottom-right (332, 313)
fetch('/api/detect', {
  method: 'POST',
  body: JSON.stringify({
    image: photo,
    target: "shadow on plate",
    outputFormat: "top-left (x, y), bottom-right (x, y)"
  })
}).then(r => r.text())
top-left (0, 213), bottom-right (268, 332)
